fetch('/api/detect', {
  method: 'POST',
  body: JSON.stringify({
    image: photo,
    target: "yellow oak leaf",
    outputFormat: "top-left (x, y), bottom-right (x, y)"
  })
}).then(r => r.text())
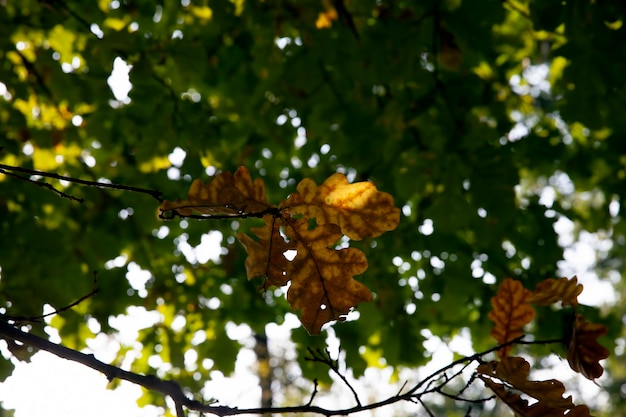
top-left (488, 278), bottom-right (535, 358)
top-left (527, 276), bottom-right (583, 307)
top-left (567, 314), bottom-right (609, 380)
top-left (477, 357), bottom-right (592, 417)
top-left (281, 173), bottom-right (400, 240)
top-left (282, 218), bottom-right (370, 334)
top-left (159, 166), bottom-right (273, 218)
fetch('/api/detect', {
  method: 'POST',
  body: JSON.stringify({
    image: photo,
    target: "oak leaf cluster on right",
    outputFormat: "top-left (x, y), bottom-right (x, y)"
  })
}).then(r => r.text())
top-left (482, 276), bottom-right (609, 416)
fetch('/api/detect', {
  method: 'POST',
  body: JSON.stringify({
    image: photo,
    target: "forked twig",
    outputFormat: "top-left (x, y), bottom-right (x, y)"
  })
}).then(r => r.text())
top-left (305, 347), bottom-right (362, 407)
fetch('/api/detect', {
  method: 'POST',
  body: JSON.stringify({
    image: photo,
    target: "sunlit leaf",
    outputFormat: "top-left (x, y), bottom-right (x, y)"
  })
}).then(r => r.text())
top-left (528, 276), bottom-right (583, 307)
top-left (282, 173), bottom-right (400, 240)
top-left (282, 218), bottom-right (370, 334)
top-left (237, 214), bottom-right (295, 287)
top-left (159, 166), bottom-right (273, 218)
top-left (488, 278), bottom-right (535, 358)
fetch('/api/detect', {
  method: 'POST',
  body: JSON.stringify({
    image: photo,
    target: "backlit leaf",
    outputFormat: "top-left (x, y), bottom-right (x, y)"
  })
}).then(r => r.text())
top-left (528, 276), bottom-right (583, 307)
top-left (488, 278), bottom-right (535, 358)
top-left (159, 166), bottom-right (272, 218)
top-left (477, 356), bottom-right (591, 417)
top-left (282, 218), bottom-right (370, 334)
top-left (237, 214), bottom-right (295, 288)
top-left (282, 173), bottom-right (400, 240)
top-left (567, 314), bottom-right (609, 380)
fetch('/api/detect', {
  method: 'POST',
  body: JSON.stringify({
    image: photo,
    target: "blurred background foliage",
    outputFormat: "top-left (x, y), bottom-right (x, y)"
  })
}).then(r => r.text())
top-left (1, 0), bottom-right (625, 415)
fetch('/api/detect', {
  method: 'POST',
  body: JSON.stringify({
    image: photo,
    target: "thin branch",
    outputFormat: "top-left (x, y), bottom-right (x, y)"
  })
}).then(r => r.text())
top-left (306, 379), bottom-right (319, 406)
top-left (159, 206), bottom-right (280, 221)
top-left (418, 398), bottom-right (436, 417)
top-left (306, 347), bottom-right (362, 407)
top-left (406, 335), bottom-right (565, 396)
top-left (395, 380), bottom-right (408, 396)
top-left (436, 389), bottom-right (495, 404)
top-left (1, 272), bottom-right (98, 323)
top-left (0, 163), bottom-right (164, 202)
top-left (0, 167), bottom-right (84, 202)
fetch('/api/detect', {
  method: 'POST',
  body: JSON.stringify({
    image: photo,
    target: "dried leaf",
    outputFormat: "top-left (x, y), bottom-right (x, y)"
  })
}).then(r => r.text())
top-left (528, 276), bottom-right (583, 307)
top-left (159, 166), bottom-right (272, 217)
top-left (164, 168), bottom-right (399, 334)
top-left (488, 278), bottom-right (535, 358)
top-left (282, 173), bottom-right (400, 240)
top-left (567, 314), bottom-right (609, 380)
top-left (282, 218), bottom-right (370, 334)
top-left (238, 216), bottom-right (371, 334)
top-left (478, 357), bottom-right (592, 417)
top-left (237, 214), bottom-right (295, 288)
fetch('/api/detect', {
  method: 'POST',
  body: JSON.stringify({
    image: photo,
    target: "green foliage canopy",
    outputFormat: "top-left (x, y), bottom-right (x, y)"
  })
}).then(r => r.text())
top-left (1, 0), bottom-right (625, 415)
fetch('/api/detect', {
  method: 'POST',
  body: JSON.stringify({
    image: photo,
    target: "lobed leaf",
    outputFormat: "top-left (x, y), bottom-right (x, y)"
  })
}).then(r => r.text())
top-left (528, 276), bottom-right (583, 307)
top-left (282, 218), bottom-right (370, 334)
top-left (488, 278), bottom-right (535, 358)
top-left (159, 166), bottom-right (272, 217)
top-left (478, 357), bottom-right (592, 417)
top-left (165, 168), bottom-right (397, 334)
top-left (281, 173), bottom-right (400, 240)
top-left (567, 314), bottom-right (609, 380)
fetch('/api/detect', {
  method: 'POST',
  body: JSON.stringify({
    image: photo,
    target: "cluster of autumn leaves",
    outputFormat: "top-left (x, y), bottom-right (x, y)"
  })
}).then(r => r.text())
top-left (481, 277), bottom-right (609, 416)
top-left (160, 167), bottom-right (610, 415)
top-left (160, 166), bottom-right (400, 334)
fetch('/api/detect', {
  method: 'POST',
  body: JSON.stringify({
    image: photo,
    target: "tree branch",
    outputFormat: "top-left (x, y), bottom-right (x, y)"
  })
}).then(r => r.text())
top-left (0, 321), bottom-right (567, 416)
top-left (0, 166), bottom-right (84, 202)
top-left (306, 347), bottom-right (362, 407)
top-left (0, 163), bottom-right (164, 202)
top-left (0, 319), bottom-right (222, 416)
top-left (1, 272), bottom-right (98, 323)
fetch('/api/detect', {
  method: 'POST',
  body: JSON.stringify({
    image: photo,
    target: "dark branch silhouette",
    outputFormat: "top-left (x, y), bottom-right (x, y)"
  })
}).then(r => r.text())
top-left (0, 163), bottom-right (164, 202)
top-left (1, 272), bottom-right (98, 323)
top-left (0, 318), bottom-right (567, 417)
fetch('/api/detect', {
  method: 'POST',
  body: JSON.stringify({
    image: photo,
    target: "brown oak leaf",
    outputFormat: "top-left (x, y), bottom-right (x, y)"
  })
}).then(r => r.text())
top-left (281, 173), bottom-right (400, 240)
top-left (567, 314), bottom-right (609, 380)
top-left (281, 218), bottom-right (370, 334)
top-left (159, 166), bottom-right (272, 217)
top-left (163, 168), bottom-right (399, 334)
top-left (477, 357), bottom-right (592, 417)
top-left (488, 278), bottom-right (535, 358)
top-left (237, 214), bottom-right (295, 288)
top-left (528, 276), bottom-right (583, 307)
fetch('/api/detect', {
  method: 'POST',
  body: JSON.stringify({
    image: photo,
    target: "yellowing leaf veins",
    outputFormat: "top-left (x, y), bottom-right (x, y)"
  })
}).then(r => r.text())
top-left (163, 167), bottom-right (400, 334)
top-left (282, 173), bottom-right (400, 240)
top-left (488, 278), bottom-right (534, 358)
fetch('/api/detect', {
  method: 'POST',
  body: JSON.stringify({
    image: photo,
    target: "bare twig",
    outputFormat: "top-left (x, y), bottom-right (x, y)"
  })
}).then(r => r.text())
top-left (418, 398), bottom-right (436, 417)
top-left (306, 347), bottom-right (362, 407)
top-left (0, 167), bottom-right (84, 202)
top-left (1, 272), bottom-right (98, 323)
top-left (0, 163), bottom-right (163, 202)
top-left (159, 206), bottom-right (280, 221)
top-left (306, 379), bottom-right (319, 406)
